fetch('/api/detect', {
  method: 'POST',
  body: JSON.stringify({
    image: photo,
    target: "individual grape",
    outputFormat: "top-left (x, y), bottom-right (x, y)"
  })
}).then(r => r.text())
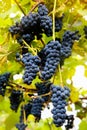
top-left (65, 115), bottom-right (74, 130)
top-left (9, 90), bottom-right (23, 112)
top-left (0, 72), bottom-right (10, 96)
top-left (84, 26), bottom-right (87, 39)
top-left (16, 122), bottom-right (27, 130)
top-left (51, 85), bottom-right (70, 127)
top-left (22, 53), bottom-right (41, 85)
top-left (38, 4), bottom-right (48, 16)
top-left (35, 81), bottom-right (51, 102)
top-left (31, 98), bottom-right (44, 121)
top-left (39, 40), bottom-right (61, 80)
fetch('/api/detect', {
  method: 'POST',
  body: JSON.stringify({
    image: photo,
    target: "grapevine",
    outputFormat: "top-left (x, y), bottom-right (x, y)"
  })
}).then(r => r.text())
top-left (0, 1), bottom-right (84, 130)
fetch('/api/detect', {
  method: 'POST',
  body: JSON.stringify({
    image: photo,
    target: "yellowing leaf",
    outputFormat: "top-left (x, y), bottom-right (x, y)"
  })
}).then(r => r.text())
top-left (0, 56), bottom-right (7, 66)
top-left (67, 105), bottom-right (72, 111)
top-left (27, 114), bottom-right (35, 122)
top-left (0, 0), bottom-right (11, 13)
top-left (70, 87), bottom-right (79, 103)
top-left (77, 9), bottom-right (87, 17)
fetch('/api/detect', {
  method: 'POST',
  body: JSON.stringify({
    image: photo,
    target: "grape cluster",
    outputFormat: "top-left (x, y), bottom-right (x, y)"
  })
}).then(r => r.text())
top-left (16, 122), bottom-right (27, 130)
top-left (9, 4), bottom-right (63, 47)
top-left (38, 4), bottom-right (48, 16)
top-left (0, 72), bottom-right (10, 96)
top-left (55, 16), bottom-right (64, 32)
top-left (39, 40), bottom-right (61, 80)
top-left (51, 85), bottom-right (70, 127)
top-left (65, 115), bottom-right (74, 130)
top-left (9, 90), bottom-right (23, 112)
top-left (60, 30), bottom-right (80, 65)
top-left (9, 22), bottom-right (21, 36)
top-left (20, 102), bottom-right (32, 123)
top-left (21, 12), bottom-right (42, 40)
top-left (22, 53), bottom-right (41, 85)
top-left (31, 98), bottom-right (44, 121)
top-left (84, 26), bottom-right (87, 39)
top-left (35, 81), bottom-right (51, 102)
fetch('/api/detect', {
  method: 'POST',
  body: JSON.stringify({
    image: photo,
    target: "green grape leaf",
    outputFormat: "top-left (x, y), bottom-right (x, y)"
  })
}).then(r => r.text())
top-left (20, 0), bottom-right (31, 5)
top-left (5, 112), bottom-right (19, 130)
top-left (75, 102), bottom-right (82, 110)
top-left (79, 118), bottom-right (87, 130)
top-left (80, 89), bottom-right (87, 96)
top-left (0, 125), bottom-right (5, 130)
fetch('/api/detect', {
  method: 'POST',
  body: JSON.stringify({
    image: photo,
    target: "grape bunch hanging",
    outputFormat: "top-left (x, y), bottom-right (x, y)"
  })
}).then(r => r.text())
top-left (0, 3), bottom-right (81, 130)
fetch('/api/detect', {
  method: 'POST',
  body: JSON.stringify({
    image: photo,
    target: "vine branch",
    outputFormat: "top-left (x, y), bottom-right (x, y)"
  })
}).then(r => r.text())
top-left (29, 1), bottom-right (44, 14)
top-left (8, 81), bottom-right (37, 93)
top-left (14, 0), bottom-right (26, 15)
top-left (8, 81), bottom-right (51, 98)
top-left (23, 40), bottom-right (37, 55)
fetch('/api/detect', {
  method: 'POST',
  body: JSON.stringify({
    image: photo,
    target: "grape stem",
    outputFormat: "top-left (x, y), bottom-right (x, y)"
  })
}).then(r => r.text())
top-left (29, 1), bottom-right (44, 14)
top-left (8, 81), bottom-right (37, 92)
top-left (31, 92), bottom-right (51, 99)
top-left (53, 0), bottom-right (57, 41)
top-left (14, 0), bottom-right (26, 15)
top-left (58, 64), bottom-right (63, 87)
top-left (80, 97), bottom-right (87, 100)
top-left (40, 39), bottom-right (45, 47)
top-left (8, 81), bottom-right (52, 97)
top-left (23, 40), bottom-right (37, 55)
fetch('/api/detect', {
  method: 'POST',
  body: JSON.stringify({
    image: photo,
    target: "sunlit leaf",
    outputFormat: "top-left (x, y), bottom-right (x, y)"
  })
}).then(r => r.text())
top-left (79, 118), bottom-right (87, 130)
top-left (0, 0), bottom-right (11, 13)
top-left (5, 112), bottom-right (19, 130)
top-left (70, 87), bottom-right (79, 103)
